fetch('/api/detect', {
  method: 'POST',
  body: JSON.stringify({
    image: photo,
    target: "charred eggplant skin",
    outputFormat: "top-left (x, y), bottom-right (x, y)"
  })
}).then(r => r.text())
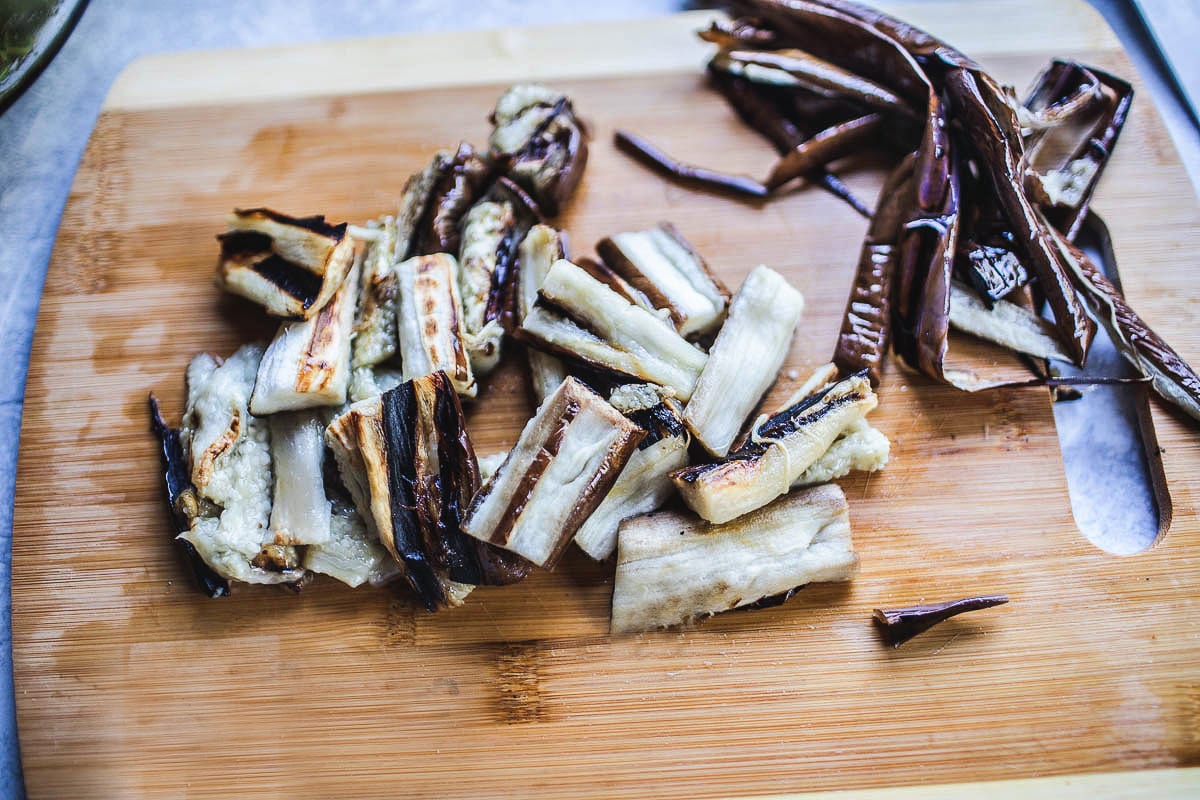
top-left (149, 395), bottom-right (229, 598)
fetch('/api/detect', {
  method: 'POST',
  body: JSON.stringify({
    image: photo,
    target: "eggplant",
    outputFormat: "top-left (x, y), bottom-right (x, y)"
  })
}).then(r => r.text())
top-left (461, 376), bottom-right (644, 568)
top-left (148, 395), bottom-right (230, 597)
top-left (610, 484), bottom-right (859, 633)
top-left (595, 223), bottom-right (730, 339)
top-left (674, 372), bottom-right (877, 524)
top-left (352, 217), bottom-right (400, 370)
top-left (348, 365), bottom-right (404, 404)
top-left (249, 252), bottom-right (361, 415)
top-left (302, 498), bottom-right (402, 588)
top-left (874, 594), bottom-right (1009, 647)
top-left (325, 371), bottom-right (528, 609)
top-left (574, 384), bottom-right (690, 561)
top-left (458, 199), bottom-right (520, 374)
top-left (516, 225), bottom-right (570, 401)
top-left (948, 280), bottom-right (1069, 361)
top-left (266, 411), bottom-right (331, 546)
top-left (488, 85), bottom-right (588, 215)
top-left (216, 208), bottom-right (354, 319)
top-left (395, 253), bottom-right (476, 398)
top-left (682, 265), bottom-right (805, 457)
top-left (519, 259), bottom-right (709, 401)
top-left (177, 344), bottom-right (305, 585)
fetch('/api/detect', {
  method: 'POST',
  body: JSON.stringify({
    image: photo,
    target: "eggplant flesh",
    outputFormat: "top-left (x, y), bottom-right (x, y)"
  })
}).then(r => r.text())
top-left (178, 344), bottom-right (305, 585)
top-left (250, 253), bottom-right (361, 415)
top-left (519, 259), bottom-right (708, 401)
top-left (574, 386), bottom-right (690, 561)
top-left (682, 265), bottom-right (805, 457)
top-left (216, 208), bottom-right (354, 320)
top-left (489, 85), bottom-right (588, 216)
top-left (458, 200), bottom-right (516, 374)
top-left (674, 372), bottom-right (877, 524)
top-left (610, 484), bottom-right (859, 633)
top-left (267, 411), bottom-right (332, 546)
top-left (948, 280), bottom-right (1069, 361)
top-left (517, 225), bottom-right (569, 401)
top-left (348, 365), bottom-right (404, 404)
top-left (303, 499), bottom-right (401, 588)
top-left (462, 376), bottom-right (644, 568)
top-left (793, 417), bottom-right (890, 487)
top-left (395, 253), bottom-right (477, 398)
top-left (352, 218), bottom-right (400, 369)
top-left (596, 223), bottom-right (729, 339)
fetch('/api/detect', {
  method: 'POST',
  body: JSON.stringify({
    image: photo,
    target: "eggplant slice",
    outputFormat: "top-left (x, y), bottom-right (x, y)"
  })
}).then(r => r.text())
top-left (267, 410), bottom-right (332, 546)
top-left (595, 223), bottom-right (729, 339)
top-left (216, 208), bottom-right (354, 319)
top-left (325, 371), bottom-right (528, 609)
top-left (682, 265), bottom-right (805, 457)
top-left (177, 344), bottom-right (305, 585)
top-left (250, 252), bottom-right (361, 415)
top-left (489, 85), bottom-right (588, 215)
top-left (674, 371), bottom-right (877, 524)
top-left (611, 484), bottom-right (859, 633)
top-left (395, 253), bottom-right (477, 398)
top-left (462, 376), bottom-right (644, 568)
top-left (517, 224), bottom-right (570, 401)
top-left (352, 217), bottom-right (400, 370)
top-left (519, 259), bottom-right (709, 401)
top-left (574, 384), bottom-right (690, 561)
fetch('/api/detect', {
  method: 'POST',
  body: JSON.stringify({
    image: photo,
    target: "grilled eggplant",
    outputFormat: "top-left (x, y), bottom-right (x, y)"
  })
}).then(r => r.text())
top-left (325, 372), bottom-right (528, 609)
top-left (216, 208), bottom-right (354, 319)
top-left (249, 253), bottom-right (361, 415)
top-left (178, 344), bottom-right (305, 585)
top-left (595, 223), bottom-right (729, 339)
top-left (519, 259), bottom-right (709, 401)
top-left (267, 411), bottom-right (331, 546)
top-left (462, 376), bottom-right (644, 567)
top-left (458, 200), bottom-right (517, 373)
top-left (948, 280), bottom-right (1069, 361)
top-left (674, 372), bottom-right (877, 524)
top-left (610, 484), bottom-right (859, 633)
top-left (574, 384), bottom-right (690, 561)
top-left (348, 365), bottom-right (404, 404)
top-left (303, 498), bottom-right (402, 588)
top-left (489, 85), bottom-right (588, 215)
top-left (682, 265), bottom-right (805, 457)
top-left (395, 253), bottom-right (476, 398)
top-left (793, 417), bottom-right (890, 487)
top-left (352, 218), bottom-right (400, 370)
top-left (517, 225), bottom-right (569, 401)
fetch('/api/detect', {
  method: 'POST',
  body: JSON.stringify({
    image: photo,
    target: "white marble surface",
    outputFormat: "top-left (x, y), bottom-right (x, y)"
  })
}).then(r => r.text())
top-left (0, 1), bottom-right (1196, 797)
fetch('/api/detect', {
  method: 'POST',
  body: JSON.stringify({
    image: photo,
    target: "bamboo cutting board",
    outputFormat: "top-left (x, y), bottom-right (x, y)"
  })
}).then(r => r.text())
top-left (12, 1), bottom-right (1200, 797)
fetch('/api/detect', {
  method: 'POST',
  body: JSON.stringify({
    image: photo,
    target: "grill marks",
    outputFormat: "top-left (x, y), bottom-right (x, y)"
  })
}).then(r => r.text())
top-left (250, 256), bottom-right (324, 311)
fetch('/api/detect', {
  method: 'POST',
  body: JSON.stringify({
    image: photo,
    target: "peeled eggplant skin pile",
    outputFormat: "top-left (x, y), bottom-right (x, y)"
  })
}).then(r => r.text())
top-left (152, 80), bottom-right (892, 637)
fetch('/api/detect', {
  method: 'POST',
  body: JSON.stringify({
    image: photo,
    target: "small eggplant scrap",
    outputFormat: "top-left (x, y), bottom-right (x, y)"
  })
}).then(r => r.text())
top-left (458, 199), bottom-right (517, 373)
top-left (595, 223), bottom-right (730, 339)
top-left (216, 208), bottom-right (354, 319)
top-left (461, 376), bottom-right (644, 568)
top-left (610, 484), bottom-right (859, 633)
top-left (325, 372), bottom-right (529, 610)
top-left (516, 224), bottom-right (570, 402)
top-left (682, 265), bottom-right (805, 457)
top-left (398, 143), bottom-right (494, 258)
top-left (395, 253), bottom-right (476, 398)
top-left (574, 384), bottom-right (690, 561)
top-left (303, 498), bottom-right (402, 589)
top-left (488, 85), bottom-right (588, 216)
top-left (249, 252), bottom-right (361, 415)
top-left (518, 259), bottom-right (709, 402)
top-left (674, 372), bottom-right (878, 525)
top-left (873, 594), bottom-right (1009, 647)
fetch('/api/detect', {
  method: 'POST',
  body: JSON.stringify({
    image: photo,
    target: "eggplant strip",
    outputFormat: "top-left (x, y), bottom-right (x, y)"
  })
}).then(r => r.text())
top-left (682, 265), bottom-right (805, 457)
top-left (765, 112), bottom-right (885, 190)
top-left (396, 253), bottom-right (476, 398)
top-left (712, 48), bottom-right (909, 115)
top-left (707, 68), bottom-right (872, 216)
top-left (614, 129), bottom-right (769, 198)
top-left (489, 86), bottom-right (589, 216)
top-left (948, 280), bottom-right (1069, 361)
top-left (1020, 59), bottom-right (1104, 133)
top-left (1050, 229), bottom-right (1200, 423)
top-left (874, 594), bottom-right (1008, 647)
top-left (458, 199), bottom-right (517, 374)
top-left (267, 410), bottom-right (331, 546)
top-left (610, 484), bottom-right (859, 633)
top-left (832, 155), bottom-right (913, 385)
top-left (675, 372), bottom-right (877, 524)
top-left (352, 218), bottom-right (400, 370)
top-left (462, 377), bottom-right (644, 567)
top-left (516, 225), bottom-right (570, 401)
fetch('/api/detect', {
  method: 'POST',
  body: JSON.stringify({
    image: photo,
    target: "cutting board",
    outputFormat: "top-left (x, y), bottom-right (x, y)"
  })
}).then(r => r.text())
top-left (12, 1), bottom-right (1200, 797)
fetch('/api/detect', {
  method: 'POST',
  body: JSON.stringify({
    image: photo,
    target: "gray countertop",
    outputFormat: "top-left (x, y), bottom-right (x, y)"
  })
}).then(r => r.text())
top-left (0, 1), bottom-right (1196, 796)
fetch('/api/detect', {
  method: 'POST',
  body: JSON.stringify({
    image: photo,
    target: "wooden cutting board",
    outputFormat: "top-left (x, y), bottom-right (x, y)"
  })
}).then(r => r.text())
top-left (12, 1), bottom-right (1200, 797)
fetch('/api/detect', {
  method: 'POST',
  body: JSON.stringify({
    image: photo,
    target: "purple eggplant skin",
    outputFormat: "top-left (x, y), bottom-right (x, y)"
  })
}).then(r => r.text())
top-left (148, 394), bottom-right (229, 599)
top-left (873, 594), bottom-right (1008, 647)
top-left (414, 143), bottom-right (494, 257)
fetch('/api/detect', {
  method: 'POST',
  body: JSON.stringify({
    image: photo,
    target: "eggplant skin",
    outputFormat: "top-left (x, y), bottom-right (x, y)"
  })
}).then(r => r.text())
top-left (148, 395), bottom-right (229, 598)
top-left (489, 85), bottom-right (589, 216)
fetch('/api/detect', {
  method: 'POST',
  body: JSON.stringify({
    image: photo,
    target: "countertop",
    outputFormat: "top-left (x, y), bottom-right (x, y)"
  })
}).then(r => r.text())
top-left (0, 0), bottom-right (1196, 797)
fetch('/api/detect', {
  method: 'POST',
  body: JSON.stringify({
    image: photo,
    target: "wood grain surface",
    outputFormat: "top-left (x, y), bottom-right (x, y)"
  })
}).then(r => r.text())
top-left (12, 3), bottom-right (1200, 798)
